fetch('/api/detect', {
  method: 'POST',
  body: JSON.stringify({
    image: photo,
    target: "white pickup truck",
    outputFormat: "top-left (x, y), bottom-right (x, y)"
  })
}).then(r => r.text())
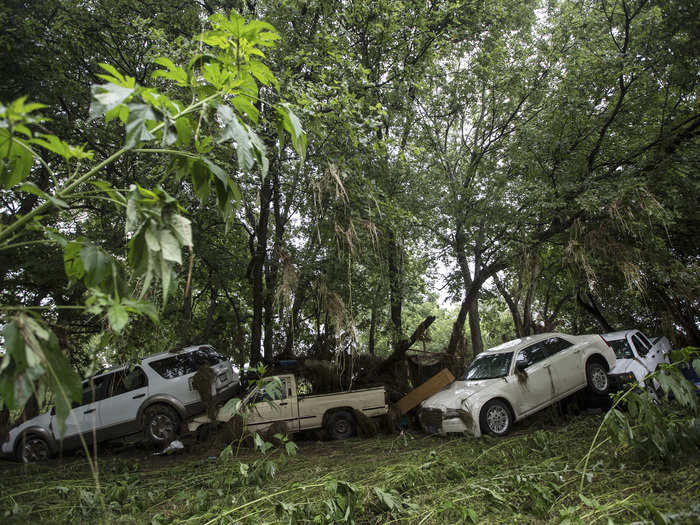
top-left (188, 373), bottom-right (388, 439)
top-left (602, 330), bottom-right (671, 392)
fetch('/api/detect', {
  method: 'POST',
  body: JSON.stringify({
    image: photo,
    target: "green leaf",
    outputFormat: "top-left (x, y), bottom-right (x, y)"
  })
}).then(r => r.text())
top-left (216, 105), bottom-right (255, 172)
top-left (81, 244), bottom-right (109, 287)
top-left (692, 359), bottom-right (700, 378)
top-left (125, 103), bottom-right (156, 148)
top-left (276, 104), bottom-right (307, 160)
top-left (19, 182), bottom-right (69, 209)
top-left (29, 134), bottom-right (93, 162)
top-left (249, 60), bottom-right (279, 91)
top-left (231, 95), bottom-right (259, 125)
top-left (152, 57), bottom-right (188, 86)
top-left (89, 83), bottom-right (134, 121)
top-left (64, 241), bottom-right (85, 280)
top-left (107, 303), bottom-right (129, 333)
top-left (174, 117), bottom-right (192, 146)
top-left (159, 229), bottom-right (182, 264)
top-left (169, 214), bottom-right (192, 248)
top-left (161, 255), bottom-right (172, 305)
top-left (0, 130), bottom-right (34, 188)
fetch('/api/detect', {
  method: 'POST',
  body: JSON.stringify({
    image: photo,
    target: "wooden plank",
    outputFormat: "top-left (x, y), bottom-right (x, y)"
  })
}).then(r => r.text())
top-left (395, 368), bottom-right (455, 415)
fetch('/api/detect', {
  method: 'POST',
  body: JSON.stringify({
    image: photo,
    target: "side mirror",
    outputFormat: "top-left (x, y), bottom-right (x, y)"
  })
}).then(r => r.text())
top-left (515, 361), bottom-right (528, 373)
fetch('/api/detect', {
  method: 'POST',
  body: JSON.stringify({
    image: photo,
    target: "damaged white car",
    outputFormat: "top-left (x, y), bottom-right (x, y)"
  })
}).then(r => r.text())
top-left (418, 333), bottom-right (616, 437)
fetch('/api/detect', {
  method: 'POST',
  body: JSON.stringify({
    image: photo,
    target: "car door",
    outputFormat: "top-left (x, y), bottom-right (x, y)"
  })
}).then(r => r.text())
top-left (630, 333), bottom-right (657, 373)
top-left (543, 336), bottom-right (586, 396)
top-left (99, 367), bottom-right (149, 437)
top-left (246, 376), bottom-right (295, 433)
top-left (634, 333), bottom-right (665, 369)
top-left (62, 374), bottom-right (112, 444)
top-left (514, 342), bottom-right (556, 415)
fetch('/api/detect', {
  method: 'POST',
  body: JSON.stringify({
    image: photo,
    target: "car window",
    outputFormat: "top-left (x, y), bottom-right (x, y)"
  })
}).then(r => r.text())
top-left (516, 343), bottom-right (549, 369)
top-left (463, 352), bottom-right (513, 380)
top-left (149, 348), bottom-right (225, 379)
top-left (75, 374), bottom-right (111, 407)
top-left (631, 334), bottom-right (650, 357)
top-left (541, 337), bottom-right (573, 356)
top-left (111, 367), bottom-right (148, 397)
top-left (608, 339), bottom-right (634, 359)
top-left (637, 332), bottom-right (652, 349)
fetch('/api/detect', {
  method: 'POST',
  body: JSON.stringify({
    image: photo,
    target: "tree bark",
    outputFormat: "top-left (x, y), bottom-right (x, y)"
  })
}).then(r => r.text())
top-left (368, 304), bottom-right (377, 356)
top-left (248, 174), bottom-right (272, 365)
top-left (371, 315), bottom-right (436, 377)
top-left (577, 289), bottom-right (614, 332)
top-left (387, 229), bottom-right (403, 343)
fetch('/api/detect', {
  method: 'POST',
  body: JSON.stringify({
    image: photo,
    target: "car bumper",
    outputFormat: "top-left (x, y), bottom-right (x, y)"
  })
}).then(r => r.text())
top-left (608, 373), bottom-right (636, 392)
top-left (418, 407), bottom-right (478, 436)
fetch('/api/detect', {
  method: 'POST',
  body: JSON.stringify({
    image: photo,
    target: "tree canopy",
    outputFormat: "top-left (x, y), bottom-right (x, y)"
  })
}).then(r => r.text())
top-left (0, 0), bottom-right (698, 418)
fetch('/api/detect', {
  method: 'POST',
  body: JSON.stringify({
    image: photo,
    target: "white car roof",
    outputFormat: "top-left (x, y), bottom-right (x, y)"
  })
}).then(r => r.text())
top-left (482, 332), bottom-right (565, 354)
top-left (601, 330), bottom-right (632, 340)
top-left (90, 344), bottom-right (214, 379)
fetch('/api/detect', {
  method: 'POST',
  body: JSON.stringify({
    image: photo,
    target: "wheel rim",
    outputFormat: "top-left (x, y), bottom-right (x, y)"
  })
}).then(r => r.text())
top-left (590, 365), bottom-right (608, 391)
top-left (486, 405), bottom-right (509, 434)
top-left (150, 414), bottom-right (175, 441)
top-left (21, 437), bottom-right (49, 463)
top-left (334, 419), bottom-right (350, 436)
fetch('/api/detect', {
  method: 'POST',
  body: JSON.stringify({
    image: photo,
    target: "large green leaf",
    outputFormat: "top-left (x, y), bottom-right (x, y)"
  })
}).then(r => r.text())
top-left (89, 83), bottom-right (134, 121)
top-left (124, 103), bottom-right (156, 148)
top-left (80, 244), bottom-right (110, 287)
top-left (63, 241), bottom-right (85, 280)
top-left (107, 303), bottom-right (129, 333)
top-left (0, 129), bottom-right (34, 188)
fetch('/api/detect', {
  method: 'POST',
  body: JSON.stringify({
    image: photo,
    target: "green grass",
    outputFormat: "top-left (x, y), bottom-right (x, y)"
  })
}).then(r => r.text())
top-left (1, 412), bottom-right (699, 524)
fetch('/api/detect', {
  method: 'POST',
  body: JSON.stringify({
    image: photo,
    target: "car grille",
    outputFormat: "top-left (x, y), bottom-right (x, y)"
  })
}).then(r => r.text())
top-left (419, 407), bottom-right (444, 434)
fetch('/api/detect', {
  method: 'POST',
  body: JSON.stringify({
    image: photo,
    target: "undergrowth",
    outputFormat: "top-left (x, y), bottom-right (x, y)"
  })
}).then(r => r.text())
top-left (1, 413), bottom-right (699, 524)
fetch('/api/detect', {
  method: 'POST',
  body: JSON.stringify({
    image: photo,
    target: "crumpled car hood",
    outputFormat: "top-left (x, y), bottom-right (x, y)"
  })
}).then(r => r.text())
top-left (421, 379), bottom-right (501, 411)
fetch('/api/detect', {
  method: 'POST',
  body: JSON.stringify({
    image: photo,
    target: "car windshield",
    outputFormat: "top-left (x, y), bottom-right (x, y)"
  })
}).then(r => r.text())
top-left (463, 352), bottom-right (513, 380)
top-left (608, 339), bottom-right (634, 359)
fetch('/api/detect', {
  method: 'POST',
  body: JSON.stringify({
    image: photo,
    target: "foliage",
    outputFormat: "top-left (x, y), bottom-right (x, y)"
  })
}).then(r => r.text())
top-left (1, 414), bottom-right (699, 523)
top-left (602, 361), bottom-right (700, 464)
top-left (0, 10), bottom-right (306, 425)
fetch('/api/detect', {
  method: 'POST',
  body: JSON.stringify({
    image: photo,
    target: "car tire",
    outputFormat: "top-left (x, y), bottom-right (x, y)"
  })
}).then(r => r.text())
top-left (16, 434), bottom-right (51, 463)
top-left (586, 360), bottom-right (609, 395)
top-left (479, 400), bottom-right (512, 437)
top-left (326, 410), bottom-right (356, 440)
top-left (143, 404), bottom-right (180, 446)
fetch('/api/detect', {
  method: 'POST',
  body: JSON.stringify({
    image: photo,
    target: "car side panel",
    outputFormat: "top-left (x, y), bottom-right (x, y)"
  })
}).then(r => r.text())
top-left (549, 342), bottom-right (587, 396)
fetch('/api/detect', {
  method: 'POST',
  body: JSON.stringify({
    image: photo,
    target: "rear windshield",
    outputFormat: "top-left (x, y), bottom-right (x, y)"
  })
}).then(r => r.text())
top-left (149, 347), bottom-right (226, 379)
top-left (608, 339), bottom-right (634, 359)
top-left (463, 352), bottom-right (513, 380)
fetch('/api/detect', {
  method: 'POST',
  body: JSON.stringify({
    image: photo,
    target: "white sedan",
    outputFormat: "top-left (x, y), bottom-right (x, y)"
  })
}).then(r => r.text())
top-left (419, 333), bottom-right (616, 437)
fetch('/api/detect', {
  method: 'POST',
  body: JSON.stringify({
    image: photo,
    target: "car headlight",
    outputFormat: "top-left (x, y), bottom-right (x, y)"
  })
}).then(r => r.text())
top-left (618, 372), bottom-right (636, 382)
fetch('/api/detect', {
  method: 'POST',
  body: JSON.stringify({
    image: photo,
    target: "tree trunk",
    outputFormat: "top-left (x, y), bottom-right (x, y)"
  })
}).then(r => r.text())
top-left (387, 229), bottom-right (403, 343)
top-left (468, 297), bottom-right (483, 354)
top-left (577, 289), bottom-right (614, 332)
top-left (371, 315), bottom-right (436, 377)
top-left (205, 284), bottom-right (218, 336)
top-left (368, 304), bottom-right (377, 355)
top-left (248, 175), bottom-right (272, 365)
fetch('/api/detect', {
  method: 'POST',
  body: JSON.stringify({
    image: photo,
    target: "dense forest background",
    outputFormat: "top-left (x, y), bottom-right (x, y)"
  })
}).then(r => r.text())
top-left (0, 0), bottom-right (698, 410)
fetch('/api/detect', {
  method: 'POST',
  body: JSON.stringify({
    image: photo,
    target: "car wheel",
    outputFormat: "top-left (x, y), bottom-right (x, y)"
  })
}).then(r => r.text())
top-left (326, 410), bottom-right (356, 440)
top-left (479, 400), bottom-right (512, 437)
top-left (16, 434), bottom-right (51, 463)
top-left (143, 404), bottom-right (180, 446)
top-left (587, 360), bottom-right (609, 395)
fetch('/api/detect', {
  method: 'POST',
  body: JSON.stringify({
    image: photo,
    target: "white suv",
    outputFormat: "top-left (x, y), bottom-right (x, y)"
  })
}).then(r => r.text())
top-left (2, 345), bottom-right (239, 462)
